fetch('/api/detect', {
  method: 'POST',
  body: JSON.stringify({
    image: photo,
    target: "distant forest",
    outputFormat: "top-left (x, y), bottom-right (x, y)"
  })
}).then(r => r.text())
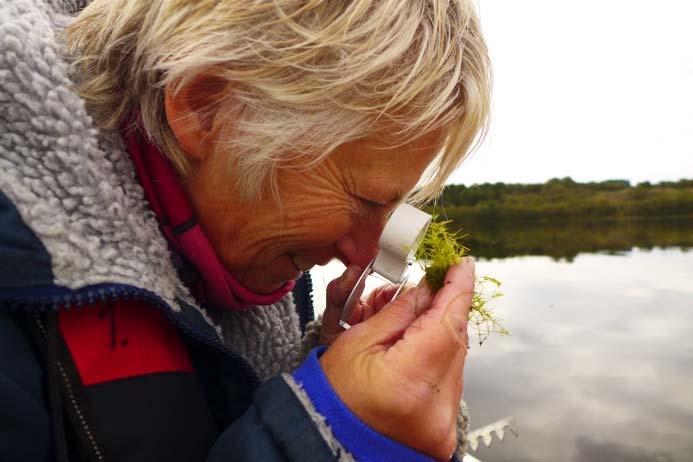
top-left (435, 178), bottom-right (693, 223)
top-left (430, 178), bottom-right (693, 259)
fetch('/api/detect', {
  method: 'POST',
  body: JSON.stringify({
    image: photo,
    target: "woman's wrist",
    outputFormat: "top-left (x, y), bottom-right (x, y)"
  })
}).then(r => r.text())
top-left (292, 347), bottom-right (435, 462)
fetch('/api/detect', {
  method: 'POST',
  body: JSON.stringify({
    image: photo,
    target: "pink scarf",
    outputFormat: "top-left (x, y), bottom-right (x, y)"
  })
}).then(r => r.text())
top-left (124, 127), bottom-right (295, 310)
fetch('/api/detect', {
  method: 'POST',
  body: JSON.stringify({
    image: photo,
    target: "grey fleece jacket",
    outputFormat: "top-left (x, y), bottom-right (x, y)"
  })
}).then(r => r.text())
top-left (0, 0), bottom-right (469, 458)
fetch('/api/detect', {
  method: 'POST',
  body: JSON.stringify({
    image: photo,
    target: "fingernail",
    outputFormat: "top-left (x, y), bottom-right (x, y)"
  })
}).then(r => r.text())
top-left (345, 265), bottom-right (363, 279)
top-left (414, 284), bottom-right (432, 314)
top-left (398, 287), bottom-right (419, 304)
top-left (464, 256), bottom-right (476, 274)
top-left (340, 266), bottom-right (363, 289)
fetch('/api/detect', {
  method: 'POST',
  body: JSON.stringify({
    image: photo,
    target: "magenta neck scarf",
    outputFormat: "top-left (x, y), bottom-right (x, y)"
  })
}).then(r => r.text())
top-left (123, 127), bottom-right (295, 310)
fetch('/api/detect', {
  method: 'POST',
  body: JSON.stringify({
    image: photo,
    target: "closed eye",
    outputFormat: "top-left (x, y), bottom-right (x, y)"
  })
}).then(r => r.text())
top-left (357, 196), bottom-right (401, 220)
top-left (361, 198), bottom-right (382, 208)
top-left (358, 197), bottom-right (380, 218)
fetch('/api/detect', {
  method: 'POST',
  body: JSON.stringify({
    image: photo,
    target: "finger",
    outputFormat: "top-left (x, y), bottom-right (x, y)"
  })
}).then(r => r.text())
top-left (359, 299), bottom-right (375, 322)
top-left (434, 345), bottom-right (468, 439)
top-left (426, 257), bottom-right (475, 321)
top-left (393, 259), bottom-right (475, 380)
top-left (441, 331), bottom-right (468, 403)
top-left (363, 281), bottom-right (417, 315)
top-left (346, 283), bottom-right (400, 327)
top-left (354, 286), bottom-right (422, 345)
top-left (356, 279), bottom-right (434, 345)
top-left (325, 265), bottom-right (363, 311)
top-left (393, 291), bottom-right (472, 385)
top-left (322, 265), bottom-right (363, 335)
top-left (343, 300), bottom-right (364, 326)
top-left (354, 258), bottom-right (472, 346)
top-left (414, 278), bottom-right (433, 316)
top-left (364, 283), bottom-right (400, 312)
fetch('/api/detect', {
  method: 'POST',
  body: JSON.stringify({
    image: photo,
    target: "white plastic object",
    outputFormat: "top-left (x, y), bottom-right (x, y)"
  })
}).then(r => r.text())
top-left (339, 204), bottom-right (431, 329)
top-left (372, 203), bottom-right (432, 283)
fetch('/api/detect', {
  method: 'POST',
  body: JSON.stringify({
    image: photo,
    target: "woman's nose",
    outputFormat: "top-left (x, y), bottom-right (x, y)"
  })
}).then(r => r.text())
top-left (336, 215), bottom-right (388, 269)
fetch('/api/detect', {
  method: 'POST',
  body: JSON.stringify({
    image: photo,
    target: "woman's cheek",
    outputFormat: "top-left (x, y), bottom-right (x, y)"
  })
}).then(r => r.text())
top-left (309, 212), bottom-right (355, 246)
top-left (289, 207), bottom-right (353, 251)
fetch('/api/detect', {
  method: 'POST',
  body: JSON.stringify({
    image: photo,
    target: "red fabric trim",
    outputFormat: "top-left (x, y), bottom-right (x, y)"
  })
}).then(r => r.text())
top-left (58, 301), bottom-right (194, 386)
top-left (123, 122), bottom-right (295, 310)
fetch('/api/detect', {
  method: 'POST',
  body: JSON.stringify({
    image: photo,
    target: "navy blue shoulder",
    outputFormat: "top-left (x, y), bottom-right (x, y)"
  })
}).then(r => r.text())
top-left (0, 310), bottom-right (52, 460)
top-left (209, 375), bottom-right (337, 462)
top-left (0, 189), bottom-right (53, 288)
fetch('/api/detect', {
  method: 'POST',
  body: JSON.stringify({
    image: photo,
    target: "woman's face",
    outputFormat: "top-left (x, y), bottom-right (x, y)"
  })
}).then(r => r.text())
top-left (183, 131), bottom-right (442, 293)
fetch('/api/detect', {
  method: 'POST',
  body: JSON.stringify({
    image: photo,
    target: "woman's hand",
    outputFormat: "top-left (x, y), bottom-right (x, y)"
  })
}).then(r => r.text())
top-left (320, 266), bottom-right (404, 345)
top-left (320, 259), bottom-right (475, 460)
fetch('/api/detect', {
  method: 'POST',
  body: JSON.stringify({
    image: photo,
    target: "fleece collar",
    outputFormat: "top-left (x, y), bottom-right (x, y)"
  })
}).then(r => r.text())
top-left (0, 0), bottom-right (305, 377)
top-left (0, 0), bottom-right (208, 324)
top-left (123, 125), bottom-right (294, 310)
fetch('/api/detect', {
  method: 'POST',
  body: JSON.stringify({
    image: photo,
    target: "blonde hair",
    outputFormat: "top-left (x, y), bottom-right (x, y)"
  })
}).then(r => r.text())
top-left (66, 0), bottom-right (491, 203)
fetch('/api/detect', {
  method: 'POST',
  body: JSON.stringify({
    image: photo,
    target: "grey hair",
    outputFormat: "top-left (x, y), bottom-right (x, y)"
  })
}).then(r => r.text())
top-left (66, 0), bottom-right (491, 203)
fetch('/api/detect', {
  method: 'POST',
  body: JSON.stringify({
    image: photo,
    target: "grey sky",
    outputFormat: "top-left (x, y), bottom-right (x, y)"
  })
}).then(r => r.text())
top-left (448, 0), bottom-right (693, 186)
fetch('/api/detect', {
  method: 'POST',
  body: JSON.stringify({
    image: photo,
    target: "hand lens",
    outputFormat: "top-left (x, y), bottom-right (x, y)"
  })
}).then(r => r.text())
top-left (339, 204), bottom-right (431, 329)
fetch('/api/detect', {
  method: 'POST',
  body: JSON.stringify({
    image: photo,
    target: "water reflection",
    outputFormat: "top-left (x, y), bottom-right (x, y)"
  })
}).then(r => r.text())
top-left (310, 243), bottom-right (693, 461)
top-left (452, 218), bottom-right (693, 261)
top-left (575, 437), bottom-right (675, 462)
top-left (466, 249), bottom-right (693, 462)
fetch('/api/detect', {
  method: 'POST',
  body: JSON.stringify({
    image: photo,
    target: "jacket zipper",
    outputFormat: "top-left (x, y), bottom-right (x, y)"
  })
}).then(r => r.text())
top-left (2, 284), bottom-right (261, 386)
top-left (303, 272), bottom-right (315, 325)
top-left (34, 312), bottom-right (105, 462)
top-left (293, 272), bottom-right (315, 335)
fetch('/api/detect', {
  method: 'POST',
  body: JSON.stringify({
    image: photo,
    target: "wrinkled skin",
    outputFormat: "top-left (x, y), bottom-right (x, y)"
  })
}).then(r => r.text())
top-left (165, 76), bottom-right (473, 460)
top-left (184, 131), bottom-right (441, 293)
top-left (321, 260), bottom-right (474, 460)
top-left (166, 76), bottom-right (442, 294)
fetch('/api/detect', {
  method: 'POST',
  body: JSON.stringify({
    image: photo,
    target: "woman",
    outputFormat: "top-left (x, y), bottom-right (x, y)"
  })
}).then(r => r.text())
top-left (0, 0), bottom-right (490, 461)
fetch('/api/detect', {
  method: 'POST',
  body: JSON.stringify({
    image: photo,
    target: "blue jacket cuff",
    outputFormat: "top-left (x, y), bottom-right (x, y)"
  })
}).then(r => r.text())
top-left (292, 347), bottom-right (434, 462)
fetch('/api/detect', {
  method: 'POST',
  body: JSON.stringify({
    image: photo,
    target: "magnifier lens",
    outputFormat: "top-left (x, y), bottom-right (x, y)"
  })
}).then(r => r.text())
top-left (339, 262), bottom-right (373, 329)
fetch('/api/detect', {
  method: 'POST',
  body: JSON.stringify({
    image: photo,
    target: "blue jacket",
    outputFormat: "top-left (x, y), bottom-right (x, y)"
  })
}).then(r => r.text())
top-left (0, 189), bottom-right (444, 462)
top-left (0, 1), bottom-right (462, 460)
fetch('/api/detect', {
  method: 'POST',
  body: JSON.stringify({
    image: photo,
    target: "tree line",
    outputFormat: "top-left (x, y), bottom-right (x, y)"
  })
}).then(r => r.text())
top-left (434, 178), bottom-right (693, 223)
top-left (457, 217), bottom-right (693, 261)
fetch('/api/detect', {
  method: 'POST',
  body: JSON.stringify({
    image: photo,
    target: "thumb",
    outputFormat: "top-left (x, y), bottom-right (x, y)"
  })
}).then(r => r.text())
top-left (325, 265), bottom-right (363, 311)
top-left (357, 283), bottom-right (432, 346)
top-left (399, 258), bottom-right (475, 378)
top-left (322, 265), bottom-right (363, 331)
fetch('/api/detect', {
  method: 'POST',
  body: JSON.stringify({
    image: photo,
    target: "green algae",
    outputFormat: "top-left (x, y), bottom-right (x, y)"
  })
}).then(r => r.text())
top-left (416, 218), bottom-right (508, 344)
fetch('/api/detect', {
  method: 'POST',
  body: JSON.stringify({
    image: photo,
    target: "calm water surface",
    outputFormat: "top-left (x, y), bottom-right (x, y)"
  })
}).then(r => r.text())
top-left (311, 246), bottom-right (693, 462)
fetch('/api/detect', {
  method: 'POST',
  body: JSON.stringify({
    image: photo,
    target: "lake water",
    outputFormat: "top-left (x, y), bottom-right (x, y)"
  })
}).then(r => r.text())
top-left (309, 220), bottom-right (693, 462)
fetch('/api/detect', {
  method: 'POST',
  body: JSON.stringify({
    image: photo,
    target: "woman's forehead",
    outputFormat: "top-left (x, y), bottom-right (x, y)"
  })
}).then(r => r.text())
top-left (335, 132), bottom-right (441, 198)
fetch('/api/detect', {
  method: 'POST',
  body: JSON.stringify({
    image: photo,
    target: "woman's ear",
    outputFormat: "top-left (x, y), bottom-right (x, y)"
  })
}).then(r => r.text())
top-left (164, 74), bottom-right (228, 162)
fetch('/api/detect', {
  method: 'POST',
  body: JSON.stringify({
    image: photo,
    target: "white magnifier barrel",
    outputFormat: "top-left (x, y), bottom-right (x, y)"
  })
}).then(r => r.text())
top-left (372, 204), bottom-right (432, 283)
top-left (339, 204), bottom-right (431, 329)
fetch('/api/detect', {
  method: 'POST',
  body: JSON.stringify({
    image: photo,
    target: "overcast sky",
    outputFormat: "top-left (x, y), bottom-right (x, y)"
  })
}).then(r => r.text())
top-left (448, 0), bottom-right (693, 186)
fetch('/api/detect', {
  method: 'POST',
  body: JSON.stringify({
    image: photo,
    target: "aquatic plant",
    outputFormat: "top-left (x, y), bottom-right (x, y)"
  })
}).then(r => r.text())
top-left (416, 219), bottom-right (508, 345)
